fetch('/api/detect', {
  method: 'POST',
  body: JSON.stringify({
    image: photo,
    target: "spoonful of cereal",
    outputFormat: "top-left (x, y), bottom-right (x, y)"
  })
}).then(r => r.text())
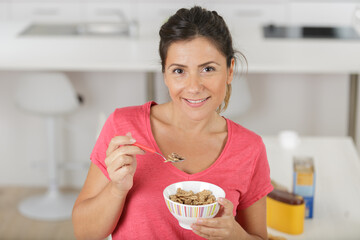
top-left (132, 142), bottom-right (185, 163)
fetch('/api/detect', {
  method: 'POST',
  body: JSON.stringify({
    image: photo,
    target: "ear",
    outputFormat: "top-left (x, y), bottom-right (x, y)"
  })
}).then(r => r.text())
top-left (226, 58), bottom-right (235, 84)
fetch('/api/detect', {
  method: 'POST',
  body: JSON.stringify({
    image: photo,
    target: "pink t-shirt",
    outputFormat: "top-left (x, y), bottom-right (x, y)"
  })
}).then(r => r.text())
top-left (90, 101), bottom-right (273, 240)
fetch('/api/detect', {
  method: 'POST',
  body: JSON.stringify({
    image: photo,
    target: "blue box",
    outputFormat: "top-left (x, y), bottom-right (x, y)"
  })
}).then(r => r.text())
top-left (293, 156), bottom-right (315, 219)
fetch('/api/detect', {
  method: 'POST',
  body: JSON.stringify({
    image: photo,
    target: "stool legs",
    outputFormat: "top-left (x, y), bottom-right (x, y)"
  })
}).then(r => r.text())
top-left (18, 117), bottom-right (78, 221)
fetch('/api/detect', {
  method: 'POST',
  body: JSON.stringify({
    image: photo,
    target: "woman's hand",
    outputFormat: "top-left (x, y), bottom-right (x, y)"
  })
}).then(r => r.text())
top-left (105, 133), bottom-right (145, 196)
top-left (191, 198), bottom-right (244, 240)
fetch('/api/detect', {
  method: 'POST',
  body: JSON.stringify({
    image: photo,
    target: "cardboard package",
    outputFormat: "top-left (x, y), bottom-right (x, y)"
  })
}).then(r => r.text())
top-left (293, 156), bottom-right (315, 218)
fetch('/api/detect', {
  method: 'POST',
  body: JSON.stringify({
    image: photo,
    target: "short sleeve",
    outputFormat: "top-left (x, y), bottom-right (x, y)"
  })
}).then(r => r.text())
top-left (90, 112), bottom-right (116, 180)
top-left (237, 139), bottom-right (273, 210)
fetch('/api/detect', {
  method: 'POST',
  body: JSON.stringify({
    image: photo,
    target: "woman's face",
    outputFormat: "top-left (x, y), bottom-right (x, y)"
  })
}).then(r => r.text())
top-left (164, 37), bottom-right (234, 121)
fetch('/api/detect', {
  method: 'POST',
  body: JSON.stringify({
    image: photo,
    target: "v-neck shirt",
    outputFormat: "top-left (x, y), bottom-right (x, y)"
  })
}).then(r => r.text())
top-left (90, 101), bottom-right (273, 240)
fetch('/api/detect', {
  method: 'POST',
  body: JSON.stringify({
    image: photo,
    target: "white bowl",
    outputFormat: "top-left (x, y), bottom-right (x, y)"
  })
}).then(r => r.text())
top-left (163, 181), bottom-right (226, 230)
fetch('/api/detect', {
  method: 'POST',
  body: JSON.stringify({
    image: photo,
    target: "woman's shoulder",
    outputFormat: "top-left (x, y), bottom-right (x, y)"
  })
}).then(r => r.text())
top-left (104, 101), bottom-right (156, 135)
top-left (112, 101), bottom-right (155, 119)
top-left (227, 118), bottom-right (263, 145)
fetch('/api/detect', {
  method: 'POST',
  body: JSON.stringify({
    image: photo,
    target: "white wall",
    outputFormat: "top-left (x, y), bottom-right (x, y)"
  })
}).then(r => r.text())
top-left (233, 73), bottom-right (349, 136)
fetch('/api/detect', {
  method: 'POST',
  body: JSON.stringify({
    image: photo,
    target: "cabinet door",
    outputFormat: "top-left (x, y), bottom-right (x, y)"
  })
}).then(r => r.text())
top-left (9, 2), bottom-right (81, 22)
top-left (137, 2), bottom-right (189, 37)
top-left (288, 2), bottom-right (358, 26)
top-left (210, 3), bottom-right (287, 27)
top-left (0, 2), bottom-right (8, 21)
top-left (84, 2), bottom-right (135, 22)
top-left (204, 2), bottom-right (286, 40)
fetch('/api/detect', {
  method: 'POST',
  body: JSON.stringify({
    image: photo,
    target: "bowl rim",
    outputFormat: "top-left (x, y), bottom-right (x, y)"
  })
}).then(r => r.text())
top-left (163, 181), bottom-right (226, 207)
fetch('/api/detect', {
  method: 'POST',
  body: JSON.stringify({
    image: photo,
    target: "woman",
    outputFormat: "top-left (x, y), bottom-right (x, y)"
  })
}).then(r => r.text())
top-left (72, 6), bottom-right (273, 240)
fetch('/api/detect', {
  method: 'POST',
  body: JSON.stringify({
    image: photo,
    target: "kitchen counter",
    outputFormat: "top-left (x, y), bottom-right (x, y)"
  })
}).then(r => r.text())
top-left (263, 136), bottom-right (360, 240)
top-left (1, 22), bottom-right (360, 73)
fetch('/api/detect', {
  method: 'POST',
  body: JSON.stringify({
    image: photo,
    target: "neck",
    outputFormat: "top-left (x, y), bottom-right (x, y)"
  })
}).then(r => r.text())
top-left (165, 102), bottom-right (224, 134)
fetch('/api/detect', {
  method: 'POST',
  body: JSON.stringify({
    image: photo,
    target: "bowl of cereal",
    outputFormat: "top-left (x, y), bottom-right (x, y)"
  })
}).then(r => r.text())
top-left (163, 181), bottom-right (226, 230)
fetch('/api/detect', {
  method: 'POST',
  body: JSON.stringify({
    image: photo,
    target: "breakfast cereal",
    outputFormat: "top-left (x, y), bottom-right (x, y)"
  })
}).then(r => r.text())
top-left (165, 153), bottom-right (185, 162)
top-left (169, 188), bottom-right (216, 205)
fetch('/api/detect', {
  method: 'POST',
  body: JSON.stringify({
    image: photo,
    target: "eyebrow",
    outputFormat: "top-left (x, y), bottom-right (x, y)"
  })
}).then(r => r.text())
top-left (167, 61), bottom-right (220, 70)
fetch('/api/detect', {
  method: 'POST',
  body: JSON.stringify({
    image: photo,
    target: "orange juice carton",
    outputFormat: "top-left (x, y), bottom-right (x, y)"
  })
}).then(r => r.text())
top-left (293, 156), bottom-right (315, 218)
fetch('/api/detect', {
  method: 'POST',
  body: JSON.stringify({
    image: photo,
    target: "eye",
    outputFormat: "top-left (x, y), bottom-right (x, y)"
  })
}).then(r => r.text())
top-left (173, 68), bottom-right (184, 74)
top-left (203, 66), bottom-right (215, 72)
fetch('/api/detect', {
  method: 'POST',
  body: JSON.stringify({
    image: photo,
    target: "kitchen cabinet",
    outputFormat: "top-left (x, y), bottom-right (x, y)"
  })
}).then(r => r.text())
top-left (0, 1), bottom-right (9, 21)
top-left (207, 2), bottom-right (287, 39)
top-left (9, 2), bottom-right (82, 22)
top-left (136, 2), bottom-right (187, 37)
top-left (288, 2), bottom-right (358, 26)
top-left (142, 1), bottom-right (287, 37)
top-left (209, 2), bottom-right (287, 26)
top-left (83, 2), bottom-right (136, 23)
top-left (136, 1), bottom-right (287, 38)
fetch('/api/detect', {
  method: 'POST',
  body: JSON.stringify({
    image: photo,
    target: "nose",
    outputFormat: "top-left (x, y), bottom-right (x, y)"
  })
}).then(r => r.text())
top-left (186, 73), bottom-right (202, 93)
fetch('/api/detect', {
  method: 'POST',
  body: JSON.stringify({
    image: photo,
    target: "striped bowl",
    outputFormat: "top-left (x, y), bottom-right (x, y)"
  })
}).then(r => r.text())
top-left (163, 181), bottom-right (226, 230)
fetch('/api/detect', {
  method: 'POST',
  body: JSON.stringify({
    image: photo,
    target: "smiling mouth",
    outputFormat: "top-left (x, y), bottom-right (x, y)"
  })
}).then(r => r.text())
top-left (184, 97), bottom-right (210, 104)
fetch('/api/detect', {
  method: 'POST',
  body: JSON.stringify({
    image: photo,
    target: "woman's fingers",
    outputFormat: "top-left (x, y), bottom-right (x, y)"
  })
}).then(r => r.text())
top-left (218, 197), bottom-right (234, 217)
top-left (106, 135), bottom-right (136, 156)
top-left (191, 198), bottom-right (236, 239)
top-left (191, 229), bottom-right (223, 240)
top-left (107, 154), bottom-right (138, 192)
top-left (104, 133), bottom-right (145, 193)
top-left (107, 155), bottom-right (134, 173)
top-left (105, 145), bottom-right (145, 167)
top-left (194, 198), bottom-right (234, 226)
top-left (110, 161), bottom-right (137, 182)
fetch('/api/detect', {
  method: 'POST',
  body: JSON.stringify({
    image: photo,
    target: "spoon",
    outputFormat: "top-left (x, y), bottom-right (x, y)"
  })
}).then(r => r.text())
top-left (132, 142), bottom-right (185, 163)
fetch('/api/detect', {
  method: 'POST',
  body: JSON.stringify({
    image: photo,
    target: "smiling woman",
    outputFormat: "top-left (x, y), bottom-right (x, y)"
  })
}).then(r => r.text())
top-left (159, 7), bottom-right (243, 114)
top-left (72, 6), bottom-right (272, 240)
top-left (162, 37), bottom-right (234, 122)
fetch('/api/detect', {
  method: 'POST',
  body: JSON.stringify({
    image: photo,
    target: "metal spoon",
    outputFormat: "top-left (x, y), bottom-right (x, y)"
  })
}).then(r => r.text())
top-left (132, 142), bottom-right (185, 163)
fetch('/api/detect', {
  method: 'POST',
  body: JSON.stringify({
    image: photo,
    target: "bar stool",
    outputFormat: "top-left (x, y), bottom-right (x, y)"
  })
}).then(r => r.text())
top-left (15, 72), bottom-right (81, 221)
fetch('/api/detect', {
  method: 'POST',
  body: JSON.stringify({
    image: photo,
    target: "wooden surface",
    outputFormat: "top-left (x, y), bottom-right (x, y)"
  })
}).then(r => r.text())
top-left (0, 187), bottom-right (78, 240)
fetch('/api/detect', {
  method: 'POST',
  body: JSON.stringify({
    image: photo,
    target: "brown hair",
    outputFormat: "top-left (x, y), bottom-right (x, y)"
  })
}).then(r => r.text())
top-left (159, 6), bottom-right (246, 113)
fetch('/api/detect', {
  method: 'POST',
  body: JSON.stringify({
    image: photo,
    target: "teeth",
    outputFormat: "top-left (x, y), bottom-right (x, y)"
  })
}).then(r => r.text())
top-left (186, 98), bottom-right (208, 103)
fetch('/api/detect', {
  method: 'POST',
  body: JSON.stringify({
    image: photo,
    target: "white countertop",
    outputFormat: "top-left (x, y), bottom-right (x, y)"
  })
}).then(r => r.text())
top-left (1, 22), bottom-right (360, 73)
top-left (262, 136), bottom-right (360, 240)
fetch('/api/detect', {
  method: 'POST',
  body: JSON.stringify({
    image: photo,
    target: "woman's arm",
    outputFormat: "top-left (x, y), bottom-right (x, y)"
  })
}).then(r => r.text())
top-left (191, 196), bottom-right (268, 240)
top-left (72, 135), bottom-right (144, 240)
top-left (72, 163), bottom-right (126, 240)
top-left (236, 196), bottom-right (268, 240)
